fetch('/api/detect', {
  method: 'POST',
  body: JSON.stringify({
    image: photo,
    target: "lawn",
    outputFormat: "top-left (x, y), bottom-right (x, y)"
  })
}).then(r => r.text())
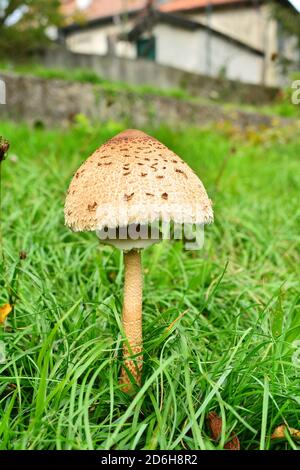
top-left (0, 119), bottom-right (299, 450)
top-left (1, 61), bottom-right (300, 118)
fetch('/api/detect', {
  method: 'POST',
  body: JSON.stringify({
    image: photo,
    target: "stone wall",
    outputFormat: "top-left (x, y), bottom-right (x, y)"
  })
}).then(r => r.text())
top-left (37, 47), bottom-right (280, 105)
top-left (0, 71), bottom-right (280, 130)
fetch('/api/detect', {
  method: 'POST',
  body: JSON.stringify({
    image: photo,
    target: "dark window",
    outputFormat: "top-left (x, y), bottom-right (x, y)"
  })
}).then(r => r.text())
top-left (136, 37), bottom-right (156, 61)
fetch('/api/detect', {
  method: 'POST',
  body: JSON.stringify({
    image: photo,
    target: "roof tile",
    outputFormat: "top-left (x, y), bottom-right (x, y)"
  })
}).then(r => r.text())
top-left (61, 0), bottom-right (246, 22)
top-left (160, 0), bottom-right (245, 14)
top-left (61, 0), bottom-right (147, 22)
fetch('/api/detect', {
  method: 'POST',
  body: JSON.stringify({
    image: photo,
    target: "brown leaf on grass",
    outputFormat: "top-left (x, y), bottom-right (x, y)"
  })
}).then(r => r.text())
top-left (224, 435), bottom-right (241, 450)
top-left (271, 424), bottom-right (300, 441)
top-left (207, 411), bottom-right (240, 450)
top-left (0, 137), bottom-right (10, 162)
top-left (207, 411), bottom-right (222, 440)
top-left (0, 304), bottom-right (12, 324)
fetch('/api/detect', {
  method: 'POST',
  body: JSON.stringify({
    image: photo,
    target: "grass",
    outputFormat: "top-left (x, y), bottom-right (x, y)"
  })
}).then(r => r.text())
top-left (1, 61), bottom-right (300, 118)
top-left (0, 119), bottom-right (300, 450)
top-left (0, 62), bottom-right (192, 101)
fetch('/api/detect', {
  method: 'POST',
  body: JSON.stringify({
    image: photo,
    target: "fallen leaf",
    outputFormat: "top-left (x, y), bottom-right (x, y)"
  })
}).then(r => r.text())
top-left (0, 137), bottom-right (9, 162)
top-left (207, 411), bottom-right (240, 450)
top-left (224, 435), bottom-right (241, 450)
top-left (207, 411), bottom-right (222, 441)
top-left (0, 304), bottom-right (12, 324)
top-left (271, 424), bottom-right (300, 441)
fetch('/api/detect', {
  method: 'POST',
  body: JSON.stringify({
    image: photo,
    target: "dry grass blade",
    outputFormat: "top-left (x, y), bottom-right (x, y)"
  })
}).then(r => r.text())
top-left (165, 309), bottom-right (189, 332)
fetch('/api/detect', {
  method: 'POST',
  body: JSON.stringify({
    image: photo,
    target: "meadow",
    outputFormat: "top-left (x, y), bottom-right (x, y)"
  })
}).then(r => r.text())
top-left (1, 62), bottom-right (300, 118)
top-left (0, 118), bottom-right (299, 450)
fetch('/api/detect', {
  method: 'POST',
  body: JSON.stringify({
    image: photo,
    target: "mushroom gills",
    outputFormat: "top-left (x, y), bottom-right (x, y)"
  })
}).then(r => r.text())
top-left (96, 223), bottom-right (163, 251)
top-left (96, 221), bottom-right (204, 251)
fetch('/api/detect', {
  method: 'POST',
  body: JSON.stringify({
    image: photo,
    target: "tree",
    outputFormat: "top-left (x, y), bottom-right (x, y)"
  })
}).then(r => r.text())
top-left (0, 0), bottom-right (62, 58)
top-left (270, 1), bottom-right (300, 47)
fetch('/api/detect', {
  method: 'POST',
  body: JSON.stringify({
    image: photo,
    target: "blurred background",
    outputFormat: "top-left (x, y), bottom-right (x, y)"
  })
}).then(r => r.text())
top-left (1, 0), bottom-right (300, 125)
top-left (59, 0), bottom-right (300, 87)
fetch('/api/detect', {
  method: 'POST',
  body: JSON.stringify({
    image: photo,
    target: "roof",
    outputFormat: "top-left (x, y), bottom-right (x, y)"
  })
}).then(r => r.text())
top-left (61, 0), bottom-right (146, 23)
top-left (159, 0), bottom-right (246, 13)
top-left (61, 0), bottom-right (254, 24)
top-left (61, 0), bottom-right (297, 26)
top-left (161, 0), bottom-right (298, 14)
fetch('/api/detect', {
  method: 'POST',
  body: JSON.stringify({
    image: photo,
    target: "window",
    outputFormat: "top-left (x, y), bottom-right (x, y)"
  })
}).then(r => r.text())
top-left (136, 37), bottom-right (156, 61)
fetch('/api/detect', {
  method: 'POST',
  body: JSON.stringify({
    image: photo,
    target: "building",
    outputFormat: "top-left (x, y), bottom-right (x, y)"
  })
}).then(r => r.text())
top-left (60, 0), bottom-right (300, 86)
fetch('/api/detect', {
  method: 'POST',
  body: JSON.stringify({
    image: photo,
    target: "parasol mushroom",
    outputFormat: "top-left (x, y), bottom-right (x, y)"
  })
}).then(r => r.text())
top-left (64, 129), bottom-right (213, 393)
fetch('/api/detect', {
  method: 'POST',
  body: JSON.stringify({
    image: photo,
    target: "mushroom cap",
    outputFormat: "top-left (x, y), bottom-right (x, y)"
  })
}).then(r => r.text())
top-left (65, 129), bottom-right (213, 232)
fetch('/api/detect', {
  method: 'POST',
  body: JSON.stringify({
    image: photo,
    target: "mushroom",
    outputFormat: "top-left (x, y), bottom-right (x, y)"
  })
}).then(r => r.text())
top-left (64, 129), bottom-right (213, 393)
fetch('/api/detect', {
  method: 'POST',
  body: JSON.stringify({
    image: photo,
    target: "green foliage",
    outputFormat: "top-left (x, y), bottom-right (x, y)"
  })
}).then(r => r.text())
top-left (259, 95), bottom-right (300, 118)
top-left (0, 0), bottom-right (62, 58)
top-left (2, 61), bottom-right (300, 119)
top-left (0, 61), bottom-right (196, 101)
top-left (270, 1), bottom-right (300, 46)
top-left (0, 120), bottom-right (299, 450)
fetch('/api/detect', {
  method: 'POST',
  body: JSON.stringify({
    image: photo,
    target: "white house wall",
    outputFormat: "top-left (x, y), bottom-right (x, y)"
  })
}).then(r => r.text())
top-left (207, 33), bottom-right (263, 84)
top-left (65, 22), bottom-right (137, 58)
top-left (154, 24), bottom-right (203, 73)
top-left (154, 23), bottom-right (263, 84)
top-left (185, 4), bottom-right (298, 86)
top-left (188, 6), bottom-right (265, 52)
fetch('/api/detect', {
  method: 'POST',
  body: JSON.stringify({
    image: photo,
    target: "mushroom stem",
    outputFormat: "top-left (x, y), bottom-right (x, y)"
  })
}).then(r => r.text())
top-left (120, 249), bottom-right (143, 393)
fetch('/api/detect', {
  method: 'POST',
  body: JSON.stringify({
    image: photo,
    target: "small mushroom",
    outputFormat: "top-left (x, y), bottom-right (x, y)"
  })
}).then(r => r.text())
top-left (64, 129), bottom-right (213, 393)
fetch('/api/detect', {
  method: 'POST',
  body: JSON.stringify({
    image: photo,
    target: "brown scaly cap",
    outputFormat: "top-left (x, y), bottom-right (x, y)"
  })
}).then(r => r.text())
top-left (64, 129), bottom-right (213, 232)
